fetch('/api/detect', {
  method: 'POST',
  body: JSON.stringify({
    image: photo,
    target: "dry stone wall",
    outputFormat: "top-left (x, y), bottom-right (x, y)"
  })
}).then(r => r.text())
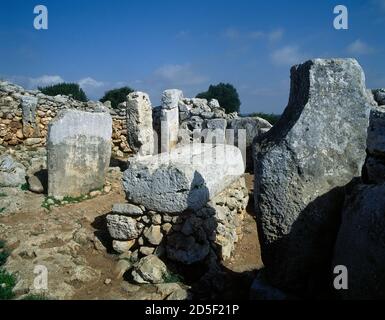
top-left (0, 81), bottom-right (130, 156)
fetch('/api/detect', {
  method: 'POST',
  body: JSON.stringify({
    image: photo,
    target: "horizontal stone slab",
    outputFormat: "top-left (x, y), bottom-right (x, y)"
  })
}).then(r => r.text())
top-left (122, 143), bottom-right (245, 213)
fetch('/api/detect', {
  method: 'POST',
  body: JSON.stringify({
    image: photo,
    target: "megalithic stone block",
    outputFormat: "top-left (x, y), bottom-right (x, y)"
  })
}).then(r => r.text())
top-left (47, 109), bottom-right (112, 199)
top-left (122, 143), bottom-right (245, 213)
top-left (253, 59), bottom-right (371, 295)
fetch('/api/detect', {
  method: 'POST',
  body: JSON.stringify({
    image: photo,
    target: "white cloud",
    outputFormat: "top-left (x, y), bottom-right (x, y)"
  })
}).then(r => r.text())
top-left (347, 39), bottom-right (375, 55)
top-left (223, 27), bottom-right (284, 42)
top-left (223, 28), bottom-right (240, 40)
top-left (28, 75), bottom-right (64, 88)
top-left (270, 45), bottom-right (306, 66)
top-left (268, 29), bottom-right (284, 42)
top-left (78, 77), bottom-right (104, 89)
top-left (247, 31), bottom-right (264, 40)
top-left (153, 64), bottom-right (208, 86)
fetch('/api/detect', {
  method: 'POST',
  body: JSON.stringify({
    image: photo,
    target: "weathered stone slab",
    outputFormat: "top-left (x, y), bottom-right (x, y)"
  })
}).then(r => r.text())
top-left (126, 92), bottom-right (154, 156)
top-left (333, 184), bottom-right (385, 299)
top-left (47, 109), bottom-right (112, 198)
top-left (253, 59), bottom-right (371, 295)
top-left (123, 143), bottom-right (245, 213)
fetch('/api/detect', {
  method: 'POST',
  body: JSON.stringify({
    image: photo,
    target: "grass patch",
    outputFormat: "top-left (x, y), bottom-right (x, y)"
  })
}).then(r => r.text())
top-left (163, 272), bottom-right (184, 283)
top-left (21, 293), bottom-right (49, 300)
top-left (0, 269), bottom-right (16, 300)
top-left (42, 194), bottom-right (89, 210)
top-left (20, 183), bottom-right (29, 191)
top-left (0, 192), bottom-right (6, 197)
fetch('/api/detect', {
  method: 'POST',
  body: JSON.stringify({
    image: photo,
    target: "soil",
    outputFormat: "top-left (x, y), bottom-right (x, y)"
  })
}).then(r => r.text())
top-left (0, 170), bottom-right (263, 300)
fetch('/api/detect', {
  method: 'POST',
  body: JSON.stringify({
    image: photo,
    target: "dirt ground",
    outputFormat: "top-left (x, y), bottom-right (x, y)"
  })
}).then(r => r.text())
top-left (0, 170), bottom-right (263, 300)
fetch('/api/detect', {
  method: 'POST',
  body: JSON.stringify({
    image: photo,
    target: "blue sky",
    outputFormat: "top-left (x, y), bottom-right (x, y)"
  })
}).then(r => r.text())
top-left (1, 0), bottom-right (385, 114)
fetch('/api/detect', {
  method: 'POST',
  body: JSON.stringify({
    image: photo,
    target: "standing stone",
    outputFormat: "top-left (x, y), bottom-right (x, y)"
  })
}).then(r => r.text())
top-left (21, 96), bottom-right (39, 138)
top-left (123, 143), bottom-right (245, 213)
top-left (332, 184), bottom-right (385, 299)
top-left (253, 59), bottom-right (371, 295)
top-left (126, 92), bottom-right (154, 156)
top-left (160, 89), bottom-right (182, 152)
top-left (47, 110), bottom-right (112, 199)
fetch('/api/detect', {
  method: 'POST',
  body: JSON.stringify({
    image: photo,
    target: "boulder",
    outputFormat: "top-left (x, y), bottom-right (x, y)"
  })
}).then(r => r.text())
top-left (143, 225), bottom-right (163, 245)
top-left (126, 92), bottom-right (154, 156)
top-left (367, 105), bottom-right (385, 157)
top-left (131, 255), bottom-right (168, 284)
top-left (364, 105), bottom-right (385, 183)
top-left (123, 143), bottom-right (245, 213)
top-left (47, 110), bottom-right (112, 199)
top-left (27, 174), bottom-right (44, 193)
top-left (228, 117), bottom-right (272, 147)
top-left (112, 203), bottom-right (143, 216)
top-left (332, 184), bottom-right (385, 299)
top-left (106, 214), bottom-right (142, 240)
top-left (0, 155), bottom-right (26, 187)
top-left (203, 119), bottom-right (227, 144)
top-left (372, 88), bottom-right (385, 106)
top-left (253, 59), bottom-right (371, 295)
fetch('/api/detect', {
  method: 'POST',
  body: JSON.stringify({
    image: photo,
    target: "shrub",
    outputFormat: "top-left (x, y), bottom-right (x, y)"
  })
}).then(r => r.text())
top-left (196, 83), bottom-right (241, 114)
top-left (0, 269), bottom-right (16, 300)
top-left (38, 83), bottom-right (88, 102)
top-left (100, 87), bottom-right (134, 108)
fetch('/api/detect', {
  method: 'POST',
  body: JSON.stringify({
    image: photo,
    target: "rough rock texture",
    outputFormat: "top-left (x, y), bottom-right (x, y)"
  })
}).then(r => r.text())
top-left (123, 143), bottom-right (245, 213)
top-left (253, 59), bottom-right (371, 295)
top-left (372, 88), bottom-right (385, 106)
top-left (203, 119), bottom-right (227, 144)
top-left (332, 184), bottom-right (385, 299)
top-left (131, 255), bottom-right (168, 284)
top-left (0, 81), bottom-right (130, 156)
top-left (126, 92), bottom-right (154, 156)
top-left (365, 105), bottom-right (385, 183)
top-left (0, 154), bottom-right (26, 187)
top-left (21, 96), bottom-right (39, 138)
top-left (106, 214), bottom-right (142, 240)
top-left (47, 110), bottom-right (112, 198)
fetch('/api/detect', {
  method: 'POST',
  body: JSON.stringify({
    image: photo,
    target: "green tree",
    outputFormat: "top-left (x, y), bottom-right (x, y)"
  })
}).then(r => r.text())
top-left (196, 83), bottom-right (241, 114)
top-left (100, 87), bottom-right (134, 109)
top-left (38, 83), bottom-right (88, 102)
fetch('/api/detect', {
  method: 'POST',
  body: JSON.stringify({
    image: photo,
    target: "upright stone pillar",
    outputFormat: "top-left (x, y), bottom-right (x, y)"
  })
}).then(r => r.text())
top-left (21, 96), bottom-right (39, 138)
top-left (253, 59), bottom-right (371, 295)
top-left (47, 109), bottom-right (112, 199)
top-left (126, 92), bottom-right (154, 156)
top-left (160, 89), bottom-right (182, 152)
